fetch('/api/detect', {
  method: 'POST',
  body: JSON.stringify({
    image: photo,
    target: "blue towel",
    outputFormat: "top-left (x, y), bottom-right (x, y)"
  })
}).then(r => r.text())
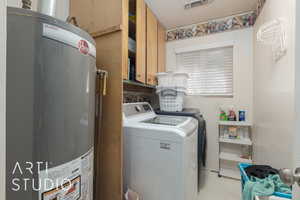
top-left (243, 175), bottom-right (292, 200)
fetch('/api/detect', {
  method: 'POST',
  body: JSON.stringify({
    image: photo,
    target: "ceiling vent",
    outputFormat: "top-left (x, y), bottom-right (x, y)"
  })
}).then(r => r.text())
top-left (184, 0), bottom-right (214, 9)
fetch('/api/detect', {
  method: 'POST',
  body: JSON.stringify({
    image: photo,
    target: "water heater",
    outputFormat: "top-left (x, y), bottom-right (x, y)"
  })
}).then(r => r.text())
top-left (6, 7), bottom-right (96, 200)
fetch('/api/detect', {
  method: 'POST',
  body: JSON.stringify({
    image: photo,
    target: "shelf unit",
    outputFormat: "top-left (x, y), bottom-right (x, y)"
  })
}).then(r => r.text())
top-left (218, 121), bottom-right (253, 179)
top-left (219, 137), bottom-right (252, 145)
top-left (123, 79), bottom-right (156, 89)
top-left (128, 18), bottom-right (136, 39)
top-left (126, 0), bottom-right (166, 85)
top-left (218, 121), bottom-right (252, 126)
top-left (220, 152), bottom-right (253, 163)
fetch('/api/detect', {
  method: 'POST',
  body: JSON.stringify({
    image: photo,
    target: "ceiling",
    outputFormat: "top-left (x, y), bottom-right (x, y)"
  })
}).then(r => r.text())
top-left (145, 0), bottom-right (258, 29)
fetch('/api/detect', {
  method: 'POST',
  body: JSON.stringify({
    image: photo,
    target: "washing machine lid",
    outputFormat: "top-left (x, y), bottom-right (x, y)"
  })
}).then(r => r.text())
top-left (123, 103), bottom-right (198, 138)
top-left (124, 116), bottom-right (198, 141)
top-left (142, 116), bottom-right (189, 126)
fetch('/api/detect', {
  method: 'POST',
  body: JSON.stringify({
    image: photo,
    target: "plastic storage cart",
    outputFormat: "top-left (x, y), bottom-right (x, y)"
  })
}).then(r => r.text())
top-left (218, 121), bottom-right (253, 179)
top-left (238, 163), bottom-right (292, 199)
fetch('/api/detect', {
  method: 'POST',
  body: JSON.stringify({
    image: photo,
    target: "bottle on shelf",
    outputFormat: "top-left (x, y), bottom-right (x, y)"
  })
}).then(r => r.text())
top-left (228, 106), bottom-right (237, 121)
top-left (219, 109), bottom-right (228, 121)
top-left (239, 110), bottom-right (246, 121)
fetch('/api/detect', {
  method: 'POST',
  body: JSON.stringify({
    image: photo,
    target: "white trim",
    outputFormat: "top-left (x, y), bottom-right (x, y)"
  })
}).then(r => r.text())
top-left (0, 0), bottom-right (6, 200)
top-left (174, 41), bottom-right (235, 54)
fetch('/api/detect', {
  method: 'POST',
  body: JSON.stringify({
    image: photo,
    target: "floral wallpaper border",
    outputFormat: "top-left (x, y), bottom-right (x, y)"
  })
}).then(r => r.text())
top-left (166, 0), bottom-right (267, 42)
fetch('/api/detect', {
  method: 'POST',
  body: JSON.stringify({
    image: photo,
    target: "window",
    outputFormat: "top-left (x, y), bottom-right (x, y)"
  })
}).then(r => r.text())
top-left (176, 46), bottom-right (233, 96)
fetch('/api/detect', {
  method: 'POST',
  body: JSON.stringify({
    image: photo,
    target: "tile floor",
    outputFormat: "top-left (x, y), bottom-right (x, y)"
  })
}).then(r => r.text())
top-left (198, 170), bottom-right (241, 200)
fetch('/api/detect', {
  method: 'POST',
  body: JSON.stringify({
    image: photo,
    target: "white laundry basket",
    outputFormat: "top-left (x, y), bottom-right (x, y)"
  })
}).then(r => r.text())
top-left (157, 87), bottom-right (186, 112)
top-left (156, 72), bottom-right (174, 87)
top-left (173, 73), bottom-right (189, 88)
top-left (156, 72), bottom-right (189, 88)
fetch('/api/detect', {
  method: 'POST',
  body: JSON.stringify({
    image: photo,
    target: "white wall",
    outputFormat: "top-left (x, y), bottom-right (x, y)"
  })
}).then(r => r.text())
top-left (166, 28), bottom-right (254, 170)
top-left (253, 0), bottom-right (295, 169)
top-left (0, 0), bottom-right (6, 199)
top-left (7, 0), bottom-right (69, 21)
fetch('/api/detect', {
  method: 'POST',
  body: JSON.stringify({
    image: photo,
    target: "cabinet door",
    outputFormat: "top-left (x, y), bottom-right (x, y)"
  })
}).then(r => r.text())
top-left (146, 7), bottom-right (158, 85)
top-left (122, 0), bottom-right (129, 80)
top-left (135, 0), bottom-right (147, 83)
top-left (157, 23), bottom-right (166, 73)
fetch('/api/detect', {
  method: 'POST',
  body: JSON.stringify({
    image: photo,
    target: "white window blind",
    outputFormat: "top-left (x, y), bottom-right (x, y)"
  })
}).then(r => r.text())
top-left (176, 46), bottom-right (233, 96)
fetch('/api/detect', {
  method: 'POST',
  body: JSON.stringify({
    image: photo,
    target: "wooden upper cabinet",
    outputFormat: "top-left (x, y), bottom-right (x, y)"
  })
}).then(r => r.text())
top-left (70, 0), bottom-right (123, 35)
top-left (135, 0), bottom-right (147, 83)
top-left (157, 23), bottom-right (166, 73)
top-left (122, 0), bottom-right (129, 80)
top-left (146, 7), bottom-right (158, 85)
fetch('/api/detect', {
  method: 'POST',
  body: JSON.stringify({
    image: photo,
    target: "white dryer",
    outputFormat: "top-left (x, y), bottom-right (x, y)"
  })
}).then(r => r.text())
top-left (123, 102), bottom-right (198, 200)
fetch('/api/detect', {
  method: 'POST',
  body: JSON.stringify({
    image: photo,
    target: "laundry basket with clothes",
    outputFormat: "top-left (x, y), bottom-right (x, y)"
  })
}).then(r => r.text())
top-left (238, 163), bottom-right (292, 200)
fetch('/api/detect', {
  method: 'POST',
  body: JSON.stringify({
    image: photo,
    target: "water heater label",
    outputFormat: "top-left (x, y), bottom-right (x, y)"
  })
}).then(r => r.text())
top-left (38, 148), bottom-right (94, 200)
top-left (43, 23), bottom-right (96, 57)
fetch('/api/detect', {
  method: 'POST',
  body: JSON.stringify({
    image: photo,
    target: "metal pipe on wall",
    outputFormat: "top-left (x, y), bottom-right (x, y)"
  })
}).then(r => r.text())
top-left (22, 0), bottom-right (31, 9)
top-left (37, 0), bottom-right (56, 17)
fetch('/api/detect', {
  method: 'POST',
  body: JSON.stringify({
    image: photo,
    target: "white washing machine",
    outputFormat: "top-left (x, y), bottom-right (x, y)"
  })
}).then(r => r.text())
top-left (123, 102), bottom-right (198, 200)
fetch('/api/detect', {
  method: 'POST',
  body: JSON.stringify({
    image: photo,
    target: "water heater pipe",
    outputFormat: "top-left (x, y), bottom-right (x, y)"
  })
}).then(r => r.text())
top-left (38, 0), bottom-right (56, 17)
top-left (22, 0), bottom-right (32, 9)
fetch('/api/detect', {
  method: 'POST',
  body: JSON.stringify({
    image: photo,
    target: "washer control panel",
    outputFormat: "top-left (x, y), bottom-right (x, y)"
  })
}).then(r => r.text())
top-left (123, 103), bottom-right (154, 117)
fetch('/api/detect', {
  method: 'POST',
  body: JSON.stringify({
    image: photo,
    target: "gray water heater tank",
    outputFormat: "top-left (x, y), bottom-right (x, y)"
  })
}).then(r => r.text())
top-left (6, 7), bottom-right (96, 200)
